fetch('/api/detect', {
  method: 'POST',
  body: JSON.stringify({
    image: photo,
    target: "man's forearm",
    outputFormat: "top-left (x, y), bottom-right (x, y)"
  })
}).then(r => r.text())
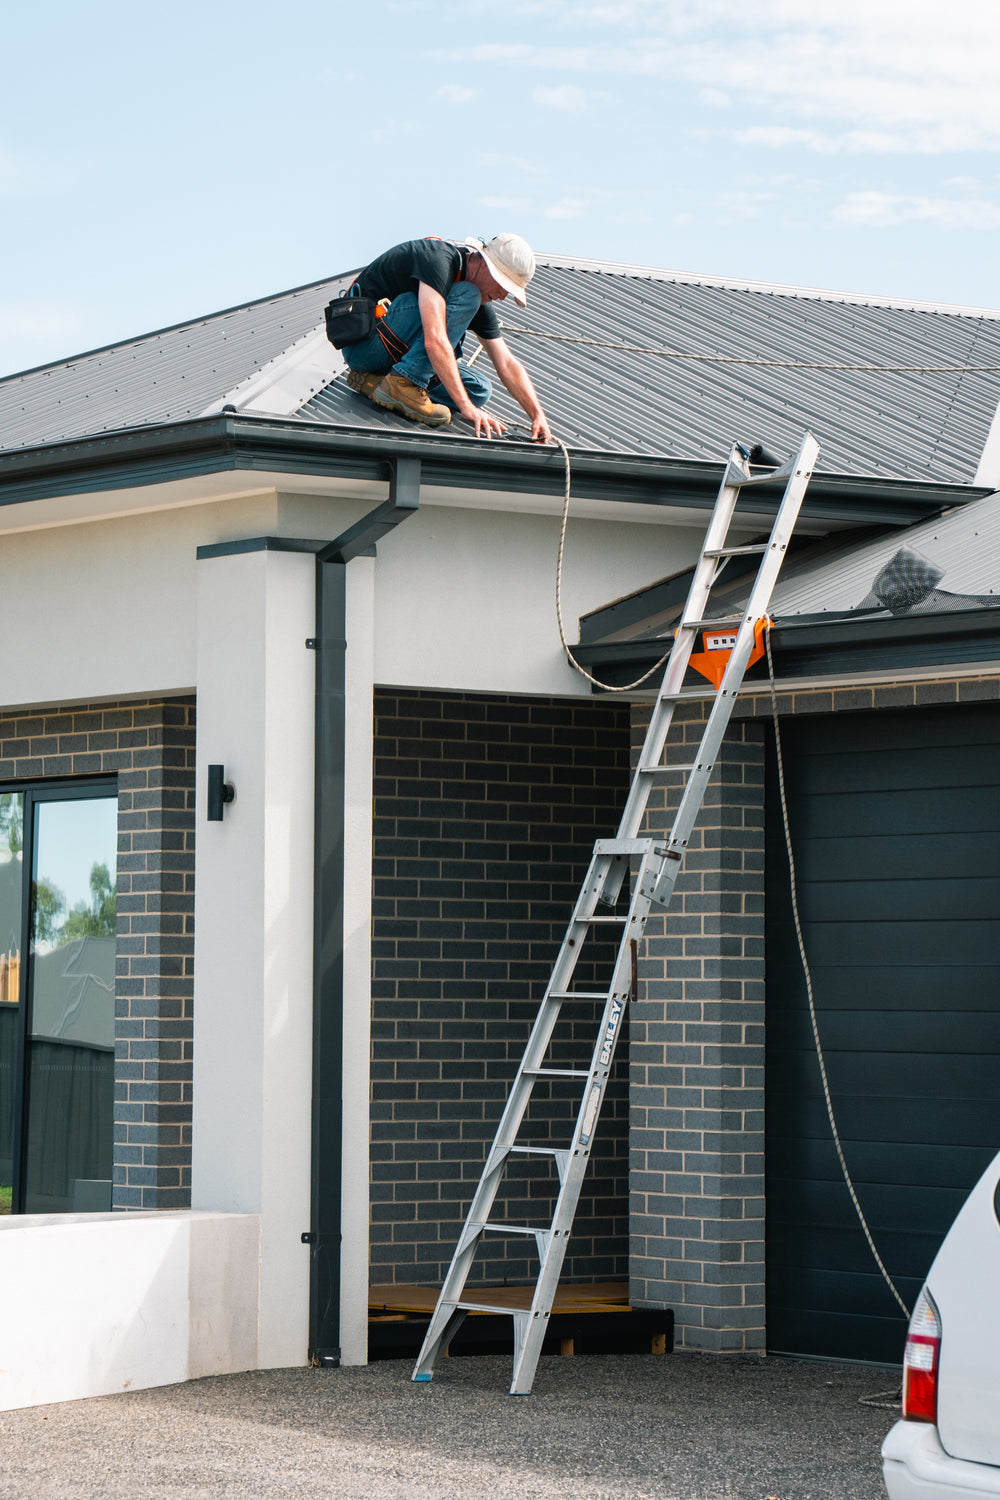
top-left (498, 354), bottom-right (545, 424)
top-left (424, 332), bottom-right (474, 414)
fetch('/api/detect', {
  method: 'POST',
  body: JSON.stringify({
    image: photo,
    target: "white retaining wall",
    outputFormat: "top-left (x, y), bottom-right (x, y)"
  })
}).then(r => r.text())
top-left (0, 1211), bottom-right (260, 1412)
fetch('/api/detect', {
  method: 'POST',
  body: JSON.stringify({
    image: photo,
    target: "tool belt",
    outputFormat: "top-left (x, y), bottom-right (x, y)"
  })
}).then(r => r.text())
top-left (324, 287), bottom-right (376, 348)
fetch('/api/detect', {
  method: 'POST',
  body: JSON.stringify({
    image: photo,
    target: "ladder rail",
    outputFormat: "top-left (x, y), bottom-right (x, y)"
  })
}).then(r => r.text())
top-left (411, 432), bottom-right (819, 1394)
top-left (651, 432), bottom-right (817, 902)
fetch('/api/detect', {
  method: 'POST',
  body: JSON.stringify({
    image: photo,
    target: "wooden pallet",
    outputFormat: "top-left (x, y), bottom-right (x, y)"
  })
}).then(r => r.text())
top-left (368, 1282), bottom-right (672, 1361)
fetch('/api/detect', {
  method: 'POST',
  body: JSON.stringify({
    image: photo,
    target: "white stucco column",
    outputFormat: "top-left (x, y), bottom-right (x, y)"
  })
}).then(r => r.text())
top-left (192, 547), bottom-right (315, 1368)
top-left (341, 556), bottom-right (375, 1365)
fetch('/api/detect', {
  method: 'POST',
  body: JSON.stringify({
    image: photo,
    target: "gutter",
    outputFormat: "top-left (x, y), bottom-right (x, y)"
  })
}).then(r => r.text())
top-left (572, 606), bottom-right (1000, 689)
top-left (0, 413), bottom-right (988, 526)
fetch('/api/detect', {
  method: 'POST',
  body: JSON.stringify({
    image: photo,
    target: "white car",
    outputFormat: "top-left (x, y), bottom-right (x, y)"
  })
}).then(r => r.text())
top-left (883, 1148), bottom-right (1000, 1498)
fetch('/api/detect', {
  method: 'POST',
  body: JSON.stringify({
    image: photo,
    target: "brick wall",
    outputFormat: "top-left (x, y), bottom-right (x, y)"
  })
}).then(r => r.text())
top-left (0, 697), bottom-right (196, 1209)
top-left (628, 671), bottom-right (1000, 1352)
top-left (629, 699), bottom-right (767, 1352)
top-left (371, 689), bottom-right (631, 1287)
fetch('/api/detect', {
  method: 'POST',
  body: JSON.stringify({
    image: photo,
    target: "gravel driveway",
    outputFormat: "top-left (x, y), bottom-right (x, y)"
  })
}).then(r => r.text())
top-left (0, 1352), bottom-right (898, 1500)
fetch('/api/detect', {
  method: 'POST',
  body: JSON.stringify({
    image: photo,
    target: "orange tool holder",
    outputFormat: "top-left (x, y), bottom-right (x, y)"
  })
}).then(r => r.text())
top-left (687, 617), bottom-right (770, 690)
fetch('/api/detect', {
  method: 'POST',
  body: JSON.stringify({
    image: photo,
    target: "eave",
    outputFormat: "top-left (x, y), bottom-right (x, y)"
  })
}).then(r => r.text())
top-left (0, 413), bottom-right (990, 527)
top-left (573, 606), bottom-right (1000, 690)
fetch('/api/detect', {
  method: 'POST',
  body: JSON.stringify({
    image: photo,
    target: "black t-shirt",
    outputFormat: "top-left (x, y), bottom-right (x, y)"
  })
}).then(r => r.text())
top-left (355, 239), bottom-right (502, 343)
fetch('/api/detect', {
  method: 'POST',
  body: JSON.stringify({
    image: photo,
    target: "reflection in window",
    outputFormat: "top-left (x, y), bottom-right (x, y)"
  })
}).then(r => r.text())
top-left (0, 793), bottom-right (24, 1215)
top-left (24, 796), bottom-right (117, 1214)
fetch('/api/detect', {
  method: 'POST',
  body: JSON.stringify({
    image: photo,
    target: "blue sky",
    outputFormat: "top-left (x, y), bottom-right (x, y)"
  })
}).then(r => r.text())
top-left (2, 0), bottom-right (999, 379)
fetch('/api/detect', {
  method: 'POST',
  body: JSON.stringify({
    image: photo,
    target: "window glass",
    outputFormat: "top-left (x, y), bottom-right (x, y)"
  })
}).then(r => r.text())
top-left (0, 793), bottom-right (24, 1215)
top-left (23, 795), bottom-right (117, 1213)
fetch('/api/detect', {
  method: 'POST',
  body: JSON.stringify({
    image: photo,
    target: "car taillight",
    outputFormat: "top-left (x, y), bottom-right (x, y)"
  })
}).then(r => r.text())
top-left (903, 1287), bottom-right (941, 1423)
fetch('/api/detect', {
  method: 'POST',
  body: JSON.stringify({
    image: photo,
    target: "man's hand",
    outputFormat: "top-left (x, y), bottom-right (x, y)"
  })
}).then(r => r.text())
top-left (463, 405), bottom-right (506, 439)
top-left (530, 411), bottom-right (553, 445)
top-left (483, 338), bottom-right (553, 444)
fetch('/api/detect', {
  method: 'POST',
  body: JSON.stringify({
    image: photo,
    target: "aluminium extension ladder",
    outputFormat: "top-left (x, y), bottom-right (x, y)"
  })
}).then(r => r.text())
top-left (412, 431), bottom-right (820, 1394)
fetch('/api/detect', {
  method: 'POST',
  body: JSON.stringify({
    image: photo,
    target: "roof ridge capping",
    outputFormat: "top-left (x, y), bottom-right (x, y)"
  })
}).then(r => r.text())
top-left (535, 252), bottom-right (1000, 322)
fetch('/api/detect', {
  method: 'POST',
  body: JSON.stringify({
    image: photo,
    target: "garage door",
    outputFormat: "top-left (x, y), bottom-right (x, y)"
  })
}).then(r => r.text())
top-left (765, 702), bottom-right (1000, 1363)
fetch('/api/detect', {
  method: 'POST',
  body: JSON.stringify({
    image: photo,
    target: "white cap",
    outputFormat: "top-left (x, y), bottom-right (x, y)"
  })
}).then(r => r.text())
top-left (467, 233), bottom-right (536, 306)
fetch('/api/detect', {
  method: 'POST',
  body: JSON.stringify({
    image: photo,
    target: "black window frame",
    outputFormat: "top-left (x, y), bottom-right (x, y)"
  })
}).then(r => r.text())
top-left (1, 774), bottom-right (117, 1216)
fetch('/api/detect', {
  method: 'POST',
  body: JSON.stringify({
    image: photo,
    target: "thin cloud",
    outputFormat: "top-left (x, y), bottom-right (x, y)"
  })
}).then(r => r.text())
top-left (442, 4), bottom-right (1000, 154)
top-left (833, 190), bottom-right (1000, 230)
top-left (545, 197), bottom-right (589, 219)
top-left (479, 196), bottom-right (533, 212)
top-left (0, 305), bottom-right (81, 340)
top-left (436, 85), bottom-right (477, 104)
top-left (533, 84), bottom-right (589, 111)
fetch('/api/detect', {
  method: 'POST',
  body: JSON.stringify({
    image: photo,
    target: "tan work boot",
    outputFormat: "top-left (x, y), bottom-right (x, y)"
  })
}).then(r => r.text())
top-left (343, 369), bottom-right (382, 401)
top-left (372, 374), bottom-right (451, 427)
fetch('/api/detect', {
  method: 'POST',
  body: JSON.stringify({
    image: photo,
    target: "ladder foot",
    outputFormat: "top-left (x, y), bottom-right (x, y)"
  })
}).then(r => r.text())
top-left (412, 1373), bottom-right (433, 1383)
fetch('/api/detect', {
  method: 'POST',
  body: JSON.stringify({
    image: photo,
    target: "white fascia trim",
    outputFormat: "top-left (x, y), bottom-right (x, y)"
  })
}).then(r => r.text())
top-left (535, 253), bottom-right (1000, 321)
top-left (200, 323), bottom-right (343, 418)
top-left (973, 397), bottom-right (1000, 487)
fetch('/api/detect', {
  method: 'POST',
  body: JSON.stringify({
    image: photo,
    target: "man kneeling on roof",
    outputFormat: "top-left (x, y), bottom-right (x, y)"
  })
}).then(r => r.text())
top-left (340, 234), bottom-right (553, 442)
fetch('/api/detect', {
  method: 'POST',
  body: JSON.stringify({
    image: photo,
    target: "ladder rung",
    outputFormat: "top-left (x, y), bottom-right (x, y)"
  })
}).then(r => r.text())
top-left (582, 914), bottom-right (628, 924)
top-left (509, 1146), bottom-right (564, 1158)
top-left (637, 762), bottom-right (695, 775)
top-left (523, 1068), bottom-right (590, 1079)
top-left (594, 837), bottom-right (653, 855)
top-left (704, 543), bottom-right (768, 558)
top-left (481, 1223), bottom-right (544, 1236)
top-left (548, 991), bottom-right (610, 1001)
top-left (681, 615), bottom-right (745, 630)
top-left (455, 1300), bottom-right (519, 1315)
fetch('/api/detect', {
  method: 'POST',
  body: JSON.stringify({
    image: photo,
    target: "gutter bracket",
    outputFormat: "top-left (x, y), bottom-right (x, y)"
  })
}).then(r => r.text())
top-left (318, 456), bottom-right (421, 564)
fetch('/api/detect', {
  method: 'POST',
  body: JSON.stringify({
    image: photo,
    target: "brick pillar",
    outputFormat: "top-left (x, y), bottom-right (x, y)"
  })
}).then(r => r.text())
top-left (629, 700), bottom-right (767, 1351)
top-left (115, 699), bottom-right (197, 1208)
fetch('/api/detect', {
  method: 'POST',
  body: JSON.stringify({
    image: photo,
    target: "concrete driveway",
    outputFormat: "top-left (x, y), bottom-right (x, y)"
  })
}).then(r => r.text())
top-left (0, 1352), bottom-right (898, 1499)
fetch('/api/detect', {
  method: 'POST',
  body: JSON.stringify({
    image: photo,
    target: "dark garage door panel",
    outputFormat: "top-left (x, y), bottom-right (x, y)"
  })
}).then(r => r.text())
top-left (765, 703), bottom-right (1000, 1363)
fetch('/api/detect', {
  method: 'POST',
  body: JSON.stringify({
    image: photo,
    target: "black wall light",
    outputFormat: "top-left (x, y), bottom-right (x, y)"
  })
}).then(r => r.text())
top-left (207, 764), bottom-right (236, 821)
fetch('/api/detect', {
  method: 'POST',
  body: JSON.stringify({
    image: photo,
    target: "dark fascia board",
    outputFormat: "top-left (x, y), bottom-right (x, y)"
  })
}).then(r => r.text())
top-left (0, 412), bottom-right (989, 524)
top-left (572, 606), bottom-right (1000, 688)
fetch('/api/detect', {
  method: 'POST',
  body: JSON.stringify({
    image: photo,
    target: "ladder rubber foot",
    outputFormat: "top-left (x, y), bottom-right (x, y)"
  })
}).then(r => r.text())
top-left (412, 1373), bottom-right (433, 1382)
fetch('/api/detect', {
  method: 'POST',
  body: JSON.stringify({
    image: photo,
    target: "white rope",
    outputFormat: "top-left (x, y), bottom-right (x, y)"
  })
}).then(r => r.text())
top-left (502, 324), bottom-right (1000, 375)
top-left (765, 624), bottom-right (911, 1321)
top-left (546, 433), bottom-right (675, 692)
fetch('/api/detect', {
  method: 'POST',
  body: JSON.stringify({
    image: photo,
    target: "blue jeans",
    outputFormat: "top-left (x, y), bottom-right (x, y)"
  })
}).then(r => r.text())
top-left (342, 285), bottom-right (493, 410)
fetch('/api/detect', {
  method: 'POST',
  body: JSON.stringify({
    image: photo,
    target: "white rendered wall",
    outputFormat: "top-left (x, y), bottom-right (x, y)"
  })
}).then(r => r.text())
top-left (0, 495), bottom-right (280, 709)
top-left (341, 557), bottom-right (375, 1365)
top-left (370, 502), bottom-right (703, 695)
top-left (191, 548), bottom-right (316, 1369)
top-left (0, 484), bottom-right (699, 711)
top-left (0, 1212), bottom-right (259, 1412)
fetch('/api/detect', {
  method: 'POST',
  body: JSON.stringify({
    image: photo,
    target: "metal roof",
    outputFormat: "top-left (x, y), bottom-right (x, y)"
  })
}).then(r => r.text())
top-left (583, 488), bottom-right (1000, 650)
top-left (0, 274), bottom-right (352, 452)
top-left (300, 260), bottom-right (1000, 486)
top-left (4, 253), bottom-right (1000, 490)
top-left (768, 490), bottom-right (1000, 616)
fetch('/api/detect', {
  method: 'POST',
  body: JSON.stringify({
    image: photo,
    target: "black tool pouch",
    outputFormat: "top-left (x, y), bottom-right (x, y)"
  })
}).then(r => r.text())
top-left (324, 293), bottom-right (375, 348)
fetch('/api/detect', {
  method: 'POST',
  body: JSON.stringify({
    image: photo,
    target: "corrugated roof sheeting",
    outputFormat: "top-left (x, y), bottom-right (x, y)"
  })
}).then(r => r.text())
top-left (300, 263), bottom-right (1000, 483)
top-left (768, 490), bottom-right (1000, 614)
top-left (5, 255), bottom-right (1000, 488)
top-left (0, 276), bottom-right (352, 452)
top-left (608, 489), bottom-right (1000, 640)
top-left (491, 266), bottom-right (1000, 482)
